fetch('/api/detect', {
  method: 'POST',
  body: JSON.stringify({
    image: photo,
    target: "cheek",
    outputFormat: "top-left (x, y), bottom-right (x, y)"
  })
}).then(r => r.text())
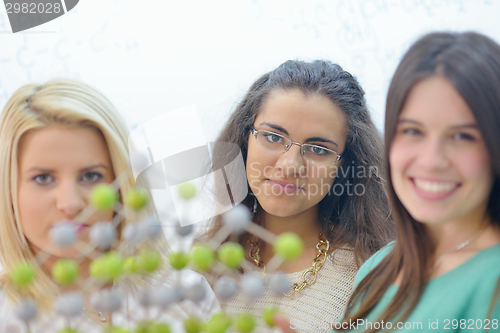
top-left (95, 210), bottom-right (114, 223)
top-left (389, 142), bottom-right (410, 194)
top-left (389, 140), bottom-right (409, 175)
top-left (314, 167), bottom-right (335, 185)
top-left (246, 142), bottom-right (275, 180)
top-left (245, 151), bottom-right (260, 181)
top-left (308, 167), bottom-right (335, 199)
top-left (17, 186), bottom-right (50, 237)
top-left (246, 139), bottom-right (258, 176)
top-left (462, 150), bottom-right (494, 189)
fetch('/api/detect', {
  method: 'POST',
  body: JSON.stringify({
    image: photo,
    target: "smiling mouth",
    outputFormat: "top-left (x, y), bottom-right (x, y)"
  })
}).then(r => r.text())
top-left (413, 178), bottom-right (459, 193)
top-left (410, 178), bottom-right (460, 201)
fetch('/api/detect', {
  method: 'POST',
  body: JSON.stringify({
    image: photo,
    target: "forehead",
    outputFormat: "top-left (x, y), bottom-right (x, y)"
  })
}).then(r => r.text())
top-left (400, 76), bottom-right (476, 126)
top-left (18, 126), bottom-right (112, 168)
top-left (255, 89), bottom-right (347, 146)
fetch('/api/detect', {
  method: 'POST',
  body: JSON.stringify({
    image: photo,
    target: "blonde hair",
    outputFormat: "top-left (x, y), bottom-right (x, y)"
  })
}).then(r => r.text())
top-left (0, 78), bottom-right (159, 307)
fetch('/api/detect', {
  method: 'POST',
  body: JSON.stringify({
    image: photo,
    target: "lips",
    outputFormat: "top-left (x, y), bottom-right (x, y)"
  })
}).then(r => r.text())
top-left (411, 177), bottom-right (460, 200)
top-left (267, 179), bottom-right (305, 194)
top-left (52, 221), bottom-right (90, 234)
top-left (75, 224), bottom-right (89, 233)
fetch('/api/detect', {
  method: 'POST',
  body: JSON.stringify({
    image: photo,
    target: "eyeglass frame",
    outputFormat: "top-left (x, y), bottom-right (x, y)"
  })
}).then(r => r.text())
top-left (250, 127), bottom-right (342, 166)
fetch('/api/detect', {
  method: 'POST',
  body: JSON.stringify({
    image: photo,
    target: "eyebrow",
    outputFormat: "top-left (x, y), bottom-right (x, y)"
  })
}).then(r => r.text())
top-left (259, 122), bottom-right (339, 147)
top-left (25, 164), bottom-right (110, 174)
top-left (397, 119), bottom-right (479, 129)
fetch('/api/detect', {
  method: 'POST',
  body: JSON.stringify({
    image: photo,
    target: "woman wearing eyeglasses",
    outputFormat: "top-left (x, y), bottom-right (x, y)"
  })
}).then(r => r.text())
top-left (203, 60), bottom-right (395, 332)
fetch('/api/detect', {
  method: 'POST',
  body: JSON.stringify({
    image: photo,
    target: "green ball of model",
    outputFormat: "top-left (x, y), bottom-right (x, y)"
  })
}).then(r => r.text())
top-left (262, 306), bottom-right (279, 327)
top-left (204, 312), bottom-right (232, 333)
top-left (52, 259), bottom-right (79, 286)
top-left (59, 328), bottom-right (81, 333)
top-left (90, 184), bottom-right (118, 211)
top-left (103, 327), bottom-right (131, 333)
top-left (137, 250), bottom-right (161, 273)
top-left (90, 252), bottom-right (124, 281)
top-left (134, 321), bottom-right (170, 333)
top-left (178, 182), bottom-right (196, 200)
top-left (133, 321), bottom-right (149, 333)
top-left (9, 262), bottom-right (36, 289)
top-left (184, 317), bottom-right (203, 333)
top-left (168, 251), bottom-right (190, 270)
top-left (273, 232), bottom-right (304, 262)
top-left (124, 187), bottom-right (149, 211)
top-left (191, 244), bottom-right (215, 271)
top-left (218, 242), bottom-right (245, 269)
top-left (123, 256), bottom-right (138, 274)
top-left (149, 323), bottom-right (170, 333)
top-left (235, 313), bottom-right (255, 333)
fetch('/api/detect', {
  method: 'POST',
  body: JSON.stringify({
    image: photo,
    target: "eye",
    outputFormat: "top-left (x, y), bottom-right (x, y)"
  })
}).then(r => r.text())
top-left (33, 174), bottom-right (53, 185)
top-left (401, 128), bottom-right (422, 136)
top-left (80, 172), bottom-right (103, 183)
top-left (452, 132), bottom-right (475, 141)
top-left (264, 133), bottom-right (284, 144)
top-left (305, 145), bottom-right (331, 156)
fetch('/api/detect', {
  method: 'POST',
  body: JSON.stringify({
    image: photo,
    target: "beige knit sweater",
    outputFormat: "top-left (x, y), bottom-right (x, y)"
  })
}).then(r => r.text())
top-left (220, 247), bottom-right (358, 333)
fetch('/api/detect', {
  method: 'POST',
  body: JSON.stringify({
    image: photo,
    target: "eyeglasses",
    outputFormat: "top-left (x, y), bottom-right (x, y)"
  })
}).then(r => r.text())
top-left (251, 128), bottom-right (342, 166)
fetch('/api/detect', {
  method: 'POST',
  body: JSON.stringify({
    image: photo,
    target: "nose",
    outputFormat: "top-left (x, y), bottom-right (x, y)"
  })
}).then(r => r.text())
top-left (275, 143), bottom-right (307, 177)
top-left (56, 180), bottom-right (86, 219)
top-left (416, 138), bottom-right (450, 171)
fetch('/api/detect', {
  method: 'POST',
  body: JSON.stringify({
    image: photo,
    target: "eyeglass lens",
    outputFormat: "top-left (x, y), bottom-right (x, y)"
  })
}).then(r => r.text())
top-left (255, 130), bottom-right (338, 166)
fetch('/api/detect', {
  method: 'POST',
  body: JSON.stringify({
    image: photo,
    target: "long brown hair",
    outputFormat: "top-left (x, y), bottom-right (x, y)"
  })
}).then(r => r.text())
top-left (341, 32), bottom-right (500, 330)
top-left (203, 60), bottom-right (394, 265)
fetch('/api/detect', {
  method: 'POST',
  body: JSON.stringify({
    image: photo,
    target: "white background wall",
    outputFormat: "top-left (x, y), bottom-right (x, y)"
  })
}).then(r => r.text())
top-left (1, 0), bottom-right (499, 139)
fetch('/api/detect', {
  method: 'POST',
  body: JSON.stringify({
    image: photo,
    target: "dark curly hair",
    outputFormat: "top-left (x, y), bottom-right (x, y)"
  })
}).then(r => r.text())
top-left (204, 59), bottom-right (394, 266)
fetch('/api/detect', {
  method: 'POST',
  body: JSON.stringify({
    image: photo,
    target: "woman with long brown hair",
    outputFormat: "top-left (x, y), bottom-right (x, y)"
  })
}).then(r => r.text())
top-left (338, 32), bottom-right (500, 332)
top-left (203, 59), bottom-right (394, 332)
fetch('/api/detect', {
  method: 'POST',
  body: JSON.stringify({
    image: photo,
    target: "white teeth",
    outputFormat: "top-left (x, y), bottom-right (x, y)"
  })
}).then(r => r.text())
top-left (414, 179), bottom-right (456, 193)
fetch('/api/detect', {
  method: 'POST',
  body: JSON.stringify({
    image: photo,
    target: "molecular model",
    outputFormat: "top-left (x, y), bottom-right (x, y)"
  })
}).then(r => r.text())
top-left (6, 177), bottom-right (304, 333)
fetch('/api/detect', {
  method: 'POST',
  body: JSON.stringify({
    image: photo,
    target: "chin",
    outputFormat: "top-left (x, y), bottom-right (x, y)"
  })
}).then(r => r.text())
top-left (259, 200), bottom-right (298, 218)
top-left (407, 209), bottom-right (449, 225)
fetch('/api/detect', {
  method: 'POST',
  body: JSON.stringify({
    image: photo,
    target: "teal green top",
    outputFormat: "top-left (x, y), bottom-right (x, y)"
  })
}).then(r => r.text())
top-left (332, 242), bottom-right (500, 332)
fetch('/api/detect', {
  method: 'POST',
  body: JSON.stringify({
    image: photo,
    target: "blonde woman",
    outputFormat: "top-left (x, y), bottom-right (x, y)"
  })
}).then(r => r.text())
top-left (0, 79), bottom-right (218, 332)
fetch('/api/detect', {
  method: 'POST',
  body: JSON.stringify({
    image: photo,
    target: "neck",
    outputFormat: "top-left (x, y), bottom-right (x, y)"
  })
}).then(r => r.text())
top-left (258, 206), bottom-right (323, 265)
top-left (426, 214), bottom-right (491, 258)
top-left (263, 207), bottom-right (322, 240)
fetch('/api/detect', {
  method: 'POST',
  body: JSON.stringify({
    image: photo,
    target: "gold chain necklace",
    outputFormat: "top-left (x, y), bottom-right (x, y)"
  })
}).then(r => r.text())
top-left (249, 232), bottom-right (330, 297)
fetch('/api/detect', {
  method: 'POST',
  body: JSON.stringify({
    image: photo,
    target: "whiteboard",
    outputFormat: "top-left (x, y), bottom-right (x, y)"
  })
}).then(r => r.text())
top-left (0, 0), bottom-right (499, 138)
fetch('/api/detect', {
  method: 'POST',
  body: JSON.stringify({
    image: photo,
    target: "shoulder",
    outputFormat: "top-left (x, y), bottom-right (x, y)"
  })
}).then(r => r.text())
top-left (468, 243), bottom-right (500, 294)
top-left (353, 242), bottom-right (395, 287)
top-left (464, 243), bottom-right (500, 284)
